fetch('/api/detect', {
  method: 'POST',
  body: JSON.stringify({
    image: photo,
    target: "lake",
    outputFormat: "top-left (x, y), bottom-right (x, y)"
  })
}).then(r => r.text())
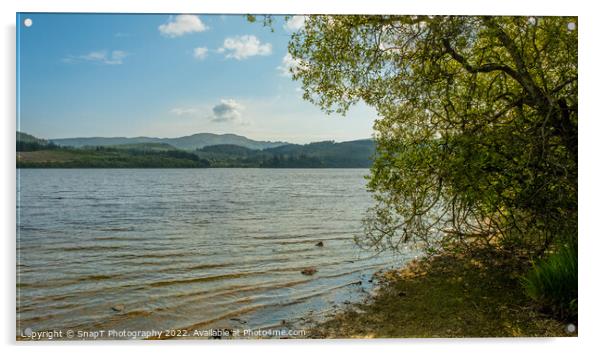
top-left (16, 169), bottom-right (414, 339)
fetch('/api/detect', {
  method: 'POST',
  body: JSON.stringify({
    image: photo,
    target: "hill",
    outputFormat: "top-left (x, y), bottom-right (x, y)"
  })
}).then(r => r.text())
top-left (195, 139), bottom-right (375, 168)
top-left (16, 131), bottom-right (56, 151)
top-left (264, 139), bottom-right (375, 168)
top-left (51, 133), bottom-right (287, 150)
top-left (106, 142), bottom-right (178, 152)
top-left (17, 131), bottom-right (375, 168)
top-left (17, 132), bottom-right (209, 168)
top-left (17, 131), bottom-right (48, 144)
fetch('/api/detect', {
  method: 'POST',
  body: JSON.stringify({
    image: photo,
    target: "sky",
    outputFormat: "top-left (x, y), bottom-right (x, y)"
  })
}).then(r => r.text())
top-left (16, 13), bottom-right (377, 144)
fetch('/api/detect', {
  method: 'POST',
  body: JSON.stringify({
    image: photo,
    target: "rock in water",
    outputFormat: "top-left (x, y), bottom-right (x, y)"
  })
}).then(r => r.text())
top-left (111, 304), bottom-right (125, 312)
top-left (315, 241), bottom-right (324, 247)
top-left (301, 267), bottom-right (317, 276)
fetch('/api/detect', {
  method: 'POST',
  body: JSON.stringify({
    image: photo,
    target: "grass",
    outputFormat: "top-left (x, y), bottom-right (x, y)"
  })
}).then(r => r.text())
top-left (17, 150), bottom-right (81, 163)
top-left (17, 149), bottom-right (205, 168)
top-left (521, 242), bottom-right (578, 322)
top-left (310, 247), bottom-right (575, 338)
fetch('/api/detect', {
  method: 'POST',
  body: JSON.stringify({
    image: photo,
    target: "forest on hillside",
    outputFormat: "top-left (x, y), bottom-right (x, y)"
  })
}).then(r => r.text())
top-left (16, 132), bottom-right (375, 168)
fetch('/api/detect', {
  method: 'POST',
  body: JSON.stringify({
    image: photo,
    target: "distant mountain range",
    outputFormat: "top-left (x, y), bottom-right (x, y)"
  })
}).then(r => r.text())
top-left (17, 131), bottom-right (375, 168)
top-left (50, 133), bottom-right (288, 150)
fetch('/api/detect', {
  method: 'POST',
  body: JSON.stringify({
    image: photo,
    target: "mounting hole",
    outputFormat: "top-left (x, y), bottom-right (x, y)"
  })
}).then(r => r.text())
top-left (567, 22), bottom-right (576, 31)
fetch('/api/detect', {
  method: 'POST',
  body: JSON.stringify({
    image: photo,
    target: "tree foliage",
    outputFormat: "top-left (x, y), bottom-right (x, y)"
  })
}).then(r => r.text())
top-left (286, 16), bottom-right (577, 254)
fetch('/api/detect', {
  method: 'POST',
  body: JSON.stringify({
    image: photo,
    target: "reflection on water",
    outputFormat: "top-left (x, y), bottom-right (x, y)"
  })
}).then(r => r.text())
top-left (17, 168), bottom-right (413, 338)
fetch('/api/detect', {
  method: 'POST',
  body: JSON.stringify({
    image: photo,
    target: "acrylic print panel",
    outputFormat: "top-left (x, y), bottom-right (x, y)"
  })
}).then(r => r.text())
top-left (16, 13), bottom-right (578, 340)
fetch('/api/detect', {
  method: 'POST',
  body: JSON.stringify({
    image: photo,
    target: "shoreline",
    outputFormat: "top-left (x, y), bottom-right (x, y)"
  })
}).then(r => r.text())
top-left (305, 248), bottom-right (576, 338)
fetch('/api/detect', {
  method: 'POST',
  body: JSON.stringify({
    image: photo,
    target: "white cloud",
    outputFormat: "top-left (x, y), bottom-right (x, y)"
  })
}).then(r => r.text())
top-left (193, 47), bottom-right (209, 60)
top-left (211, 99), bottom-right (245, 123)
top-left (63, 50), bottom-right (128, 65)
top-left (284, 15), bottom-right (306, 32)
top-left (219, 35), bottom-right (272, 60)
top-left (158, 15), bottom-right (208, 38)
top-left (81, 51), bottom-right (106, 61)
top-left (170, 107), bottom-right (199, 116)
top-left (277, 53), bottom-right (302, 77)
top-left (108, 50), bottom-right (128, 63)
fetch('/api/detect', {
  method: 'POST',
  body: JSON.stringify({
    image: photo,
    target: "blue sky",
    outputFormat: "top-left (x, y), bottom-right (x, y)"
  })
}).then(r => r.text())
top-left (17, 13), bottom-right (376, 144)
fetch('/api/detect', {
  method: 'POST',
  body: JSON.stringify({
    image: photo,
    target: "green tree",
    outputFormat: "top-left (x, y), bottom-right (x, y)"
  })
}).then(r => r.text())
top-left (286, 16), bottom-right (577, 254)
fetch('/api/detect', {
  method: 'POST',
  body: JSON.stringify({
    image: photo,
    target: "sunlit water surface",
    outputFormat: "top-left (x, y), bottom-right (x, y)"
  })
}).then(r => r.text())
top-left (17, 168), bottom-right (415, 338)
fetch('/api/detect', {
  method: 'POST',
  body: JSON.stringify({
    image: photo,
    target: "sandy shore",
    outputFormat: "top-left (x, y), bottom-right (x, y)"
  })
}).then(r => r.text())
top-left (307, 248), bottom-right (575, 338)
